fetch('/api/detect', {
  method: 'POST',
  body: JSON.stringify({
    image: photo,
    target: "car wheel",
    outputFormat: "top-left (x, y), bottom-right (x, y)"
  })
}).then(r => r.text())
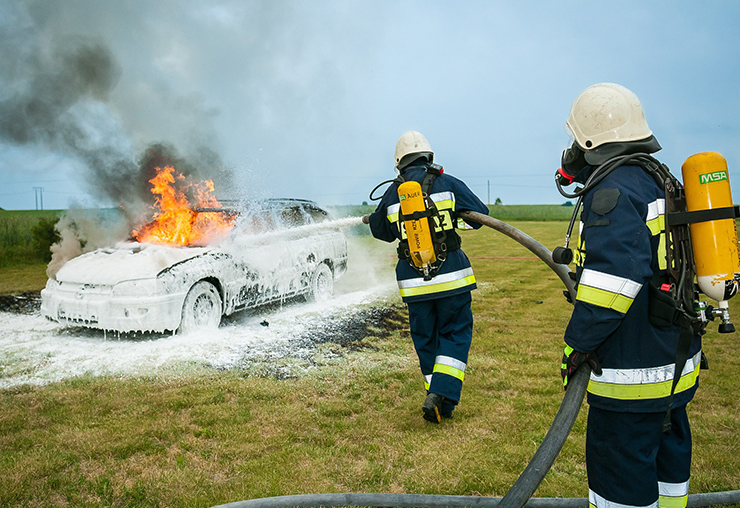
top-left (179, 281), bottom-right (222, 333)
top-left (307, 263), bottom-right (333, 302)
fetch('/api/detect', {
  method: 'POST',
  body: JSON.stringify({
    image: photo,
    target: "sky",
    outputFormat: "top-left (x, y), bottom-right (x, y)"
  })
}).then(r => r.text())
top-left (1, 0), bottom-right (740, 211)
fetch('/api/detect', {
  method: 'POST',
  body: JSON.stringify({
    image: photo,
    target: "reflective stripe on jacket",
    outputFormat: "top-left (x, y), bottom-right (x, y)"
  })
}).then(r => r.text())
top-left (565, 164), bottom-right (701, 412)
top-left (368, 161), bottom-right (489, 303)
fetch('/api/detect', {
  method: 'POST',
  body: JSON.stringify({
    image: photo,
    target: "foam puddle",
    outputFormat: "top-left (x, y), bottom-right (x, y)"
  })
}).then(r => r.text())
top-left (0, 283), bottom-right (397, 389)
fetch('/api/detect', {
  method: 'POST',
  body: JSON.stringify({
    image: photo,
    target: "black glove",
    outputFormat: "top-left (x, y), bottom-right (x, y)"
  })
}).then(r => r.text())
top-left (561, 345), bottom-right (602, 390)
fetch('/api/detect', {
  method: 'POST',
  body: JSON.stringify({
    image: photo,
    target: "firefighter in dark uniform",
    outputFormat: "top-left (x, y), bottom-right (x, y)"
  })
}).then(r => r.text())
top-left (556, 83), bottom-right (701, 508)
top-left (366, 131), bottom-right (489, 423)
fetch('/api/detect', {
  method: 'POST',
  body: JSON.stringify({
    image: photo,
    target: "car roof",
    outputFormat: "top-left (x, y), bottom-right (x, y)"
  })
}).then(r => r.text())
top-left (195, 198), bottom-right (328, 216)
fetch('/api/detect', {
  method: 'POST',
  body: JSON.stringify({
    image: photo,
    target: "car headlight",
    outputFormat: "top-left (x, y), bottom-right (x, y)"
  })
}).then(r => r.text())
top-left (112, 279), bottom-right (160, 295)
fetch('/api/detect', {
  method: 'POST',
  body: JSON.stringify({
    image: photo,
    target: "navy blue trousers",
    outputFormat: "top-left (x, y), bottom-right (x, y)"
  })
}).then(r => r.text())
top-left (587, 405), bottom-right (692, 507)
top-left (407, 291), bottom-right (473, 411)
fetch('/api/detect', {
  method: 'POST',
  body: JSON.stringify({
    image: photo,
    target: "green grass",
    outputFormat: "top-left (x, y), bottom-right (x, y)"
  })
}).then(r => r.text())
top-left (0, 263), bottom-right (50, 294)
top-left (0, 210), bottom-right (63, 268)
top-left (0, 218), bottom-right (739, 507)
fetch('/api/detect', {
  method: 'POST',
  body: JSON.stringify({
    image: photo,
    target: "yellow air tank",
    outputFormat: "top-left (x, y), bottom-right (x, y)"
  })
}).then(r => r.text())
top-left (681, 152), bottom-right (740, 310)
top-left (398, 180), bottom-right (436, 274)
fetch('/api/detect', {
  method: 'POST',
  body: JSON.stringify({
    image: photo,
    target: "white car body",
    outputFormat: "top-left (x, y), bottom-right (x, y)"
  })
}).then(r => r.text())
top-left (40, 200), bottom-right (348, 333)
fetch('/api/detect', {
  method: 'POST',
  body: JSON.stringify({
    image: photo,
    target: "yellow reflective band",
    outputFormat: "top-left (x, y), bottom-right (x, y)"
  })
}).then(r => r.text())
top-left (574, 248), bottom-right (584, 267)
top-left (433, 363), bottom-right (465, 381)
top-left (387, 211), bottom-right (399, 223)
top-left (576, 285), bottom-right (634, 313)
top-left (587, 365), bottom-right (699, 400)
top-left (429, 191), bottom-right (455, 206)
top-left (574, 233), bottom-right (585, 267)
top-left (659, 495), bottom-right (688, 508)
top-left (658, 231), bottom-right (667, 270)
top-left (423, 374), bottom-right (432, 391)
top-left (433, 198), bottom-right (455, 211)
top-left (646, 214), bottom-right (665, 236)
top-left (399, 275), bottom-right (476, 298)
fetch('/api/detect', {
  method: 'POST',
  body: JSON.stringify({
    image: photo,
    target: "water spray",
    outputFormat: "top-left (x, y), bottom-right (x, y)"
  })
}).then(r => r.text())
top-left (231, 216), bottom-right (364, 245)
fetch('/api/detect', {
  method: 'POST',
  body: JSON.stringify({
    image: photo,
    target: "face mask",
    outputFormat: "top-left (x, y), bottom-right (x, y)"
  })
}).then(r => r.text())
top-left (556, 142), bottom-right (587, 186)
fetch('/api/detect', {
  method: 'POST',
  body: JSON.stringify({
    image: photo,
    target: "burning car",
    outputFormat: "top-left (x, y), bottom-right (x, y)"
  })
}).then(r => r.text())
top-left (40, 167), bottom-right (348, 333)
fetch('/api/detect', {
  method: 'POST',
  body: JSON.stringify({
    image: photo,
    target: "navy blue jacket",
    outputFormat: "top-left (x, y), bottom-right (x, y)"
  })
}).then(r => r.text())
top-left (565, 164), bottom-right (701, 412)
top-left (369, 161), bottom-right (489, 303)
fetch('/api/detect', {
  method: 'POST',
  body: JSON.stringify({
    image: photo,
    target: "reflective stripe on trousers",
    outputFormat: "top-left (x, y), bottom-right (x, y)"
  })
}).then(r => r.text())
top-left (433, 355), bottom-right (466, 382)
top-left (658, 481), bottom-right (689, 508)
top-left (588, 482), bottom-right (689, 508)
top-left (589, 489), bottom-right (658, 508)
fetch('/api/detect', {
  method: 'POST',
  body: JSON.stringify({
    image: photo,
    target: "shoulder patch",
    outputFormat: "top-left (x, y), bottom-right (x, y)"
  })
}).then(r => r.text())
top-left (591, 188), bottom-right (620, 215)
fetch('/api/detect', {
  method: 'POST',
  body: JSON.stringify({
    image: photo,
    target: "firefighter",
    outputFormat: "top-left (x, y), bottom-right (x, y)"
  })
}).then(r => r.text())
top-left (365, 131), bottom-right (489, 423)
top-left (556, 83), bottom-right (701, 508)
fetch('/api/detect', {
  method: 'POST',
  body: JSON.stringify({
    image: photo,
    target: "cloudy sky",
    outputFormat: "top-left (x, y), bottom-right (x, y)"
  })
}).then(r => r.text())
top-left (1, 0), bottom-right (739, 210)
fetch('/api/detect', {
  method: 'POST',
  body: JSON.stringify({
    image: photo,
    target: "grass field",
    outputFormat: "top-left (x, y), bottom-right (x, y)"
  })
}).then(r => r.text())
top-left (1, 216), bottom-right (739, 507)
top-left (0, 209), bottom-right (63, 268)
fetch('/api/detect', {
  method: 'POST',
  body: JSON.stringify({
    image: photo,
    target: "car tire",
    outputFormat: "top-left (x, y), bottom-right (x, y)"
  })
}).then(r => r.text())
top-left (307, 263), bottom-right (333, 302)
top-left (178, 281), bottom-right (222, 333)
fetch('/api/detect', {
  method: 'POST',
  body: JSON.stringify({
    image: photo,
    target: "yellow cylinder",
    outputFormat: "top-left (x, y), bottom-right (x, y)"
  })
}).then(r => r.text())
top-left (398, 180), bottom-right (436, 268)
top-left (681, 152), bottom-right (740, 302)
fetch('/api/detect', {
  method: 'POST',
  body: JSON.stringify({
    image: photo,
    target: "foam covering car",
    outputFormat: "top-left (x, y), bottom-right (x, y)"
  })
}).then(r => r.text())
top-left (41, 199), bottom-right (348, 333)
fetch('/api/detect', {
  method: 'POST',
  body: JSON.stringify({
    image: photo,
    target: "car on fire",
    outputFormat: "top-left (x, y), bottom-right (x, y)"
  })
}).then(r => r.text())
top-left (40, 199), bottom-right (348, 334)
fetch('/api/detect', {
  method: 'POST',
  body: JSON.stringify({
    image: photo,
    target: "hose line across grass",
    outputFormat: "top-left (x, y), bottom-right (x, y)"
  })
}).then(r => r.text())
top-left (211, 213), bottom-right (740, 508)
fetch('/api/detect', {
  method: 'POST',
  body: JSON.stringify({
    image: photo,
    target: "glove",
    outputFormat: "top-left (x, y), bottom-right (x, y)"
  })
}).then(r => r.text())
top-left (362, 214), bottom-right (370, 224)
top-left (561, 345), bottom-right (602, 390)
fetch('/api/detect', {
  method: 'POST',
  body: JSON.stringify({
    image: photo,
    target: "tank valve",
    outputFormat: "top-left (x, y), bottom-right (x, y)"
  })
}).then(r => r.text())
top-left (715, 301), bottom-right (735, 333)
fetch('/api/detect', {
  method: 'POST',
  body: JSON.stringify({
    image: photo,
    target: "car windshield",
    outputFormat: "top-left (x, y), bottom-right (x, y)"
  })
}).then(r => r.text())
top-left (204, 199), bottom-right (329, 237)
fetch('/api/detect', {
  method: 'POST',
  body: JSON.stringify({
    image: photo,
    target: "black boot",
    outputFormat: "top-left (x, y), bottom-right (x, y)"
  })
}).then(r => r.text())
top-left (422, 393), bottom-right (444, 423)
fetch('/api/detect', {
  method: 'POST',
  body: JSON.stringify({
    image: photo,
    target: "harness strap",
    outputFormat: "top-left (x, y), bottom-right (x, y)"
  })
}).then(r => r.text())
top-left (396, 163), bottom-right (460, 278)
top-left (667, 205), bottom-right (740, 226)
top-left (662, 313), bottom-right (695, 432)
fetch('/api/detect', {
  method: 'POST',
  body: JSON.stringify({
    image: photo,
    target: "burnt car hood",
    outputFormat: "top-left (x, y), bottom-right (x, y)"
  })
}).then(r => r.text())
top-left (54, 242), bottom-right (213, 286)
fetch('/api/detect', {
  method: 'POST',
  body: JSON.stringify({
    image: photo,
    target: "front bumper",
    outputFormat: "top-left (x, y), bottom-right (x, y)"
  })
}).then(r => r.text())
top-left (41, 283), bottom-right (187, 333)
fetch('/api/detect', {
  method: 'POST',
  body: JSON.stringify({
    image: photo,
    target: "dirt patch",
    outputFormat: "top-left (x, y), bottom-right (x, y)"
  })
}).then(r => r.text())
top-left (300, 304), bottom-right (408, 349)
top-left (0, 291), bottom-right (41, 314)
top-left (217, 303), bottom-right (409, 380)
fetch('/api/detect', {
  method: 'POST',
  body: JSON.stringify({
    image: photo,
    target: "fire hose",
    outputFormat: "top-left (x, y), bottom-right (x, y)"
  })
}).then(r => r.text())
top-left (210, 212), bottom-right (740, 508)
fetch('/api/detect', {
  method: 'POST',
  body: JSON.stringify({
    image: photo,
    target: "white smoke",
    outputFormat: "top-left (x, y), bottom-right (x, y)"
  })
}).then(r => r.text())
top-left (47, 209), bottom-right (130, 279)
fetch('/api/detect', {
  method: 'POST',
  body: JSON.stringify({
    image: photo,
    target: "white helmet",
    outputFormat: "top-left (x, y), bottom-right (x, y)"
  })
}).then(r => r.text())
top-left (394, 131), bottom-right (433, 168)
top-left (566, 83), bottom-right (652, 150)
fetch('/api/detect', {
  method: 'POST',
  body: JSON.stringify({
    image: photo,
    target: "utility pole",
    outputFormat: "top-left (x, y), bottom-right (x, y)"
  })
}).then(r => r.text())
top-left (33, 187), bottom-right (44, 210)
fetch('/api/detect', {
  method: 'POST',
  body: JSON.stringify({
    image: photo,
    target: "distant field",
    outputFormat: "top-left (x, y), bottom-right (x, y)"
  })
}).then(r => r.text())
top-left (332, 204), bottom-right (575, 222)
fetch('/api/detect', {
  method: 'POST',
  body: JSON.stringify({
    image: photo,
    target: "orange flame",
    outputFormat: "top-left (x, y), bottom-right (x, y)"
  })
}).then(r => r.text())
top-left (132, 166), bottom-right (235, 246)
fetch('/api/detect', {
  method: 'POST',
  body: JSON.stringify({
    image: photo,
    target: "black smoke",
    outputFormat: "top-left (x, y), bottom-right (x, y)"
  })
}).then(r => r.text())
top-left (0, 1), bottom-right (233, 221)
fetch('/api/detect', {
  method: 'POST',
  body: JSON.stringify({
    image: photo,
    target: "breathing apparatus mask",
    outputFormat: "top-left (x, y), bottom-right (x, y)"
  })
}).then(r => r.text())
top-left (556, 142), bottom-right (588, 186)
top-left (551, 136), bottom-right (664, 265)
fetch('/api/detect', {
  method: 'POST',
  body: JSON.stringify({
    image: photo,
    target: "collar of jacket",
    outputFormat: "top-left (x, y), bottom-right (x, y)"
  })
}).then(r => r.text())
top-left (399, 160), bottom-right (429, 176)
